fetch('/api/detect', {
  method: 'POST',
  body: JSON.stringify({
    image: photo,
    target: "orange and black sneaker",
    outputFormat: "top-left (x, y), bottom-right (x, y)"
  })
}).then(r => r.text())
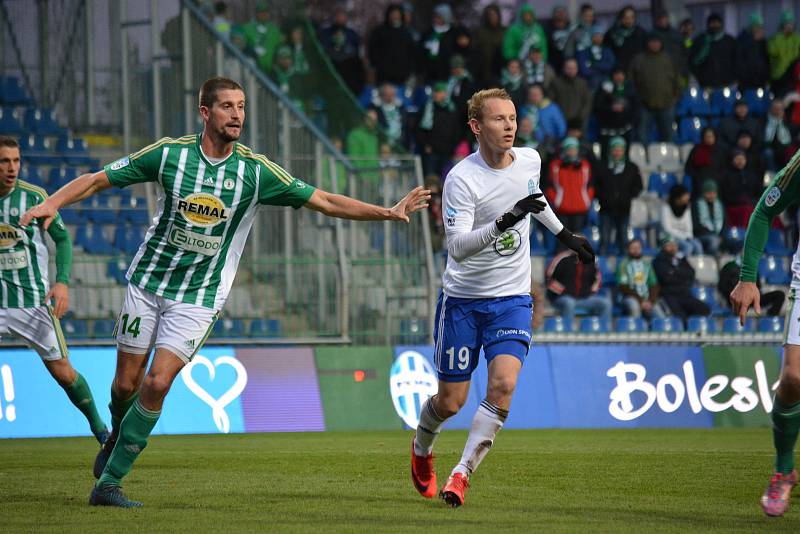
top-left (440, 472), bottom-right (469, 507)
top-left (411, 439), bottom-right (437, 498)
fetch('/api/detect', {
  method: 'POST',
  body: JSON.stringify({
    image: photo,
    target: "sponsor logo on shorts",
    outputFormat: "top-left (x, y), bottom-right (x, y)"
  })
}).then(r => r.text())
top-left (0, 250), bottom-right (28, 270)
top-left (168, 225), bottom-right (223, 256)
top-left (496, 328), bottom-right (531, 339)
top-left (110, 156), bottom-right (130, 170)
top-left (177, 193), bottom-right (229, 228)
top-left (493, 229), bottom-right (522, 257)
top-left (0, 223), bottom-right (22, 249)
top-left (765, 186), bottom-right (781, 207)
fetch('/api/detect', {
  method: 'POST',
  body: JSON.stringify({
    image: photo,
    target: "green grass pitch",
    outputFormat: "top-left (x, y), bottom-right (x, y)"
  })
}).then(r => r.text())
top-left (2, 428), bottom-right (799, 533)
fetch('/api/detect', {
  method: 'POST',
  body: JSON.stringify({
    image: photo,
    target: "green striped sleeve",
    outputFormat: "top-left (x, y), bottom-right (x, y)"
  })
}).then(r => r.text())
top-left (104, 137), bottom-right (173, 188)
top-left (740, 153), bottom-right (800, 282)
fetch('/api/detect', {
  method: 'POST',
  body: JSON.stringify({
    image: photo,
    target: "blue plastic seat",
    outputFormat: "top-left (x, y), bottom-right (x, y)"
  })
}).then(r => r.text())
top-left (691, 285), bottom-right (723, 314)
top-left (544, 316), bottom-right (572, 332)
top-left (582, 226), bottom-right (601, 253)
top-left (0, 106), bottom-right (25, 135)
top-left (0, 76), bottom-right (33, 105)
top-left (765, 229), bottom-right (792, 256)
top-left (76, 224), bottom-right (114, 255)
top-left (676, 117), bottom-right (707, 144)
top-left (676, 87), bottom-right (710, 117)
top-left (709, 87), bottom-right (738, 117)
top-left (724, 226), bottom-right (745, 253)
top-left (91, 319), bottom-right (117, 338)
top-left (107, 258), bottom-right (129, 284)
top-left (650, 317), bottom-right (684, 332)
top-left (743, 87), bottom-right (770, 117)
top-left (597, 256), bottom-right (616, 287)
top-left (587, 198), bottom-right (600, 227)
top-left (59, 207), bottom-right (81, 225)
top-left (61, 318), bottom-right (89, 338)
top-left (213, 318), bottom-right (246, 338)
top-left (48, 167), bottom-right (79, 189)
top-left (687, 315), bottom-right (717, 333)
top-left (758, 256), bottom-right (791, 285)
top-left (579, 316), bottom-right (610, 333)
top-left (529, 229), bottom-right (547, 256)
top-left (615, 317), bottom-right (647, 333)
top-left (56, 136), bottom-right (91, 165)
top-left (758, 316), bottom-right (784, 333)
top-left (249, 318), bottom-right (282, 337)
top-left (648, 172), bottom-right (678, 197)
top-left (723, 317), bottom-right (755, 333)
top-left (18, 165), bottom-right (44, 187)
top-left (24, 107), bottom-right (63, 136)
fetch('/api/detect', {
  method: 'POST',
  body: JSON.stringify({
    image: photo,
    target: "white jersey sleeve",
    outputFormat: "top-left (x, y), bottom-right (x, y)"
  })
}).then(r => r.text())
top-left (442, 174), bottom-right (501, 262)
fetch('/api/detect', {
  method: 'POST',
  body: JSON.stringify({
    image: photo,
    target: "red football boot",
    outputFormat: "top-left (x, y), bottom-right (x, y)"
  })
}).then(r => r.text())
top-left (440, 472), bottom-right (469, 507)
top-left (411, 439), bottom-right (437, 498)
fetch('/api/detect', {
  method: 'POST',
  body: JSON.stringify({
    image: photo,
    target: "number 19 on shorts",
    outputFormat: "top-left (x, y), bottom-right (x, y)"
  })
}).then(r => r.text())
top-left (446, 346), bottom-right (470, 370)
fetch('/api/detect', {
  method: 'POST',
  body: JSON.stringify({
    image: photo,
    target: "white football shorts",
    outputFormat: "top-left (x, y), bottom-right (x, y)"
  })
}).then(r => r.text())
top-left (0, 305), bottom-right (67, 361)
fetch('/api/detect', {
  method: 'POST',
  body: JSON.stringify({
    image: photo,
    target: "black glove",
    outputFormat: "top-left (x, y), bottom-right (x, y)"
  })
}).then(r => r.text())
top-left (495, 193), bottom-right (547, 232)
top-left (557, 228), bottom-right (595, 264)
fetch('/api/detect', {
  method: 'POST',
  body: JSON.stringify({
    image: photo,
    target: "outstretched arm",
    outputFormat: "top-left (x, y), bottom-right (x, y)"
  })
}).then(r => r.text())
top-left (20, 171), bottom-right (111, 229)
top-left (304, 186), bottom-right (430, 222)
top-left (731, 153), bottom-right (800, 324)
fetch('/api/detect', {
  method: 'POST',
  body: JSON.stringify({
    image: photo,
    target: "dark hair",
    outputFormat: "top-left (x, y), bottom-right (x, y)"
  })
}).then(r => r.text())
top-left (580, 3), bottom-right (593, 13)
top-left (0, 136), bottom-right (19, 149)
top-left (617, 5), bottom-right (635, 21)
top-left (668, 184), bottom-right (689, 201)
top-left (199, 77), bottom-right (244, 108)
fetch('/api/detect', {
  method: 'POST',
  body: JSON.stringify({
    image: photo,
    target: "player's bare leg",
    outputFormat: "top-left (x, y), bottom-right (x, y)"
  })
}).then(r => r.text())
top-left (43, 357), bottom-right (108, 443)
top-left (762, 344), bottom-right (800, 516)
top-left (441, 355), bottom-right (521, 507)
top-left (91, 348), bottom-right (184, 508)
top-left (412, 380), bottom-right (470, 498)
top-left (93, 349), bottom-right (150, 478)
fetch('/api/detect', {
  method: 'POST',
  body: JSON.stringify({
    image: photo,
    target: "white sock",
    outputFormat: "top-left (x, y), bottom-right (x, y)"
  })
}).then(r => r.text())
top-left (414, 395), bottom-right (447, 456)
top-left (452, 399), bottom-right (508, 477)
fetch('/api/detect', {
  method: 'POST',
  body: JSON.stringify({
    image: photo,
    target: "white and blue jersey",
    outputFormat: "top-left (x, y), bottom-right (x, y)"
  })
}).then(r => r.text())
top-left (435, 147), bottom-right (562, 382)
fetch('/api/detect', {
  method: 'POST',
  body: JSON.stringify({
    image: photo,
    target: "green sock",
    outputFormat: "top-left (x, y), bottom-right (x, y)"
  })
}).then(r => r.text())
top-left (772, 398), bottom-right (800, 474)
top-left (63, 373), bottom-right (107, 440)
top-left (97, 399), bottom-right (160, 488)
top-left (109, 389), bottom-right (139, 436)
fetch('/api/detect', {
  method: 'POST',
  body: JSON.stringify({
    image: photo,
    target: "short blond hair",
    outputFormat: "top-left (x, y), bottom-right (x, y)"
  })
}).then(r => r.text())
top-left (467, 88), bottom-right (512, 122)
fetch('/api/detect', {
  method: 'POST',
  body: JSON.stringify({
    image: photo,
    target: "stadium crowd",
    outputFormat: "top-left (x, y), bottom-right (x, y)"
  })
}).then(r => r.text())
top-left (185, 2), bottom-right (800, 330)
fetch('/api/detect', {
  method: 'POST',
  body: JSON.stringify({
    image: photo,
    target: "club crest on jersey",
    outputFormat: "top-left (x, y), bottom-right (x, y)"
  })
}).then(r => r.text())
top-left (177, 193), bottom-right (229, 228)
top-left (493, 229), bottom-right (522, 257)
top-left (0, 223), bottom-right (22, 249)
top-left (223, 178), bottom-right (235, 190)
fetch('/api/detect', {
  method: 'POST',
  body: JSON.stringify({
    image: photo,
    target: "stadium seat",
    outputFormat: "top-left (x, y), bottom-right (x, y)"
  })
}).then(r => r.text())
top-left (758, 316), bottom-right (784, 333)
top-left (679, 143), bottom-right (693, 164)
top-left (59, 207), bottom-right (81, 225)
top-left (765, 229), bottom-right (792, 256)
top-left (18, 165), bottom-right (44, 187)
top-left (628, 142), bottom-right (647, 171)
top-left (579, 316), bottom-right (610, 333)
top-left (56, 136), bottom-right (92, 165)
top-left (647, 172), bottom-right (678, 198)
top-left (691, 285), bottom-right (723, 315)
top-left (626, 227), bottom-right (655, 255)
top-left (48, 166), bottom-right (79, 189)
top-left (629, 198), bottom-right (648, 229)
top-left (647, 143), bottom-right (681, 172)
top-left (529, 229), bottom-right (548, 256)
top-left (676, 117), bottom-right (707, 145)
top-left (688, 255), bottom-right (718, 285)
top-left (724, 226), bottom-right (745, 253)
top-left (677, 87), bottom-right (711, 117)
top-left (543, 316), bottom-right (572, 332)
top-left (61, 318), bottom-right (89, 338)
top-left (107, 258), bottom-right (129, 285)
top-left (743, 87), bottom-right (770, 117)
top-left (0, 106), bottom-right (25, 135)
top-left (650, 317), bottom-right (683, 332)
top-left (0, 75), bottom-right (33, 105)
top-left (687, 315), bottom-right (717, 333)
top-left (615, 317), bottom-right (646, 333)
top-left (400, 318), bottom-right (427, 343)
top-left (114, 224), bottom-right (142, 255)
top-left (583, 226), bottom-right (601, 252)
top-left (86, 196), bottom-right (118, 224)
top-left (597, 256), bottom-right (616, 287)
top-left (763, 171), bottom-right (775, 188)
top-left (250, 318), bottom-right (282, 337)
top-left (758, 256), bottom-right (791, 285)
top-left (723, 317), bottom-right (755, 333)
top-left (75, 224), bottom-right (114, 255)
top-left (24, 107), bottom-right (63, 136)
top-left (213, 318), bottom-right (246, 338)
top-left (709, 87), bottom-right (738, 116)
top-left (91, 319), bottom-right (117, 339)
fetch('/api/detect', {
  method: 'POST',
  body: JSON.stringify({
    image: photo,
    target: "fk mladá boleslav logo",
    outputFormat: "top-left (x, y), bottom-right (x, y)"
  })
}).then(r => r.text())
top-left (390, 351), bottom-right (438, 428)
top-left (177, 193), bottom-right (229, 228)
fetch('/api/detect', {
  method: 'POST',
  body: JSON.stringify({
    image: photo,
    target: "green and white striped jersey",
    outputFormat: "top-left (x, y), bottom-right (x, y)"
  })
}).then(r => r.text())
top-left (0, 180), bottom-right (71, 308)
top-left (104, 134), bottom-right (315, 310)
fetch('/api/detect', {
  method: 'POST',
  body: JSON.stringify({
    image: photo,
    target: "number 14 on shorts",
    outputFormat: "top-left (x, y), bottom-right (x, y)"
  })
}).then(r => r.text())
top-left (116, 313), bottom-right (141, 338)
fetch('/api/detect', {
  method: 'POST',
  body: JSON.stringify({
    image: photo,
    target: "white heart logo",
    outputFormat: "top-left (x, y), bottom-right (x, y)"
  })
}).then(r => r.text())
top-left (181, 355), bottom-right (248, 433)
